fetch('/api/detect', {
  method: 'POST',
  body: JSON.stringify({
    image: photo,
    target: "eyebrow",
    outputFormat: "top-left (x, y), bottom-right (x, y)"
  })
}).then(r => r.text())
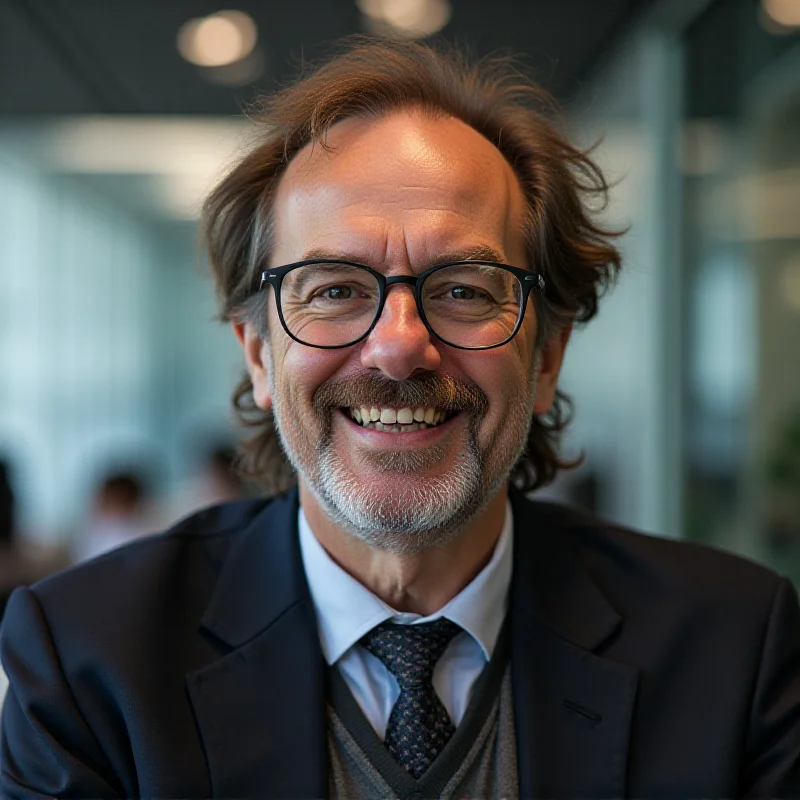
top-left (299, 244), bottom-right (508, 269)
top-left (282, 261), bottom-right (373, 298)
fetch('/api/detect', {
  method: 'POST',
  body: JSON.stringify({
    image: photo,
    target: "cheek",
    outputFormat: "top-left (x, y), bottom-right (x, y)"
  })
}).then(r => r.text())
top-left (479, 308), bottom-right (536, 387)
top-left (275, 337), bottom-right (350, 403)
top-left (456, 347), bottom-right (532, 413)
top-left (266, 302), bottom-right (325, 394)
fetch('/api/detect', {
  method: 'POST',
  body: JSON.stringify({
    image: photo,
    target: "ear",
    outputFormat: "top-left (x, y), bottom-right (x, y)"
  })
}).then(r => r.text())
top-left (533, 324), bottom-right (572, 415)
top-left (232, 321), bottom-right (272, 411)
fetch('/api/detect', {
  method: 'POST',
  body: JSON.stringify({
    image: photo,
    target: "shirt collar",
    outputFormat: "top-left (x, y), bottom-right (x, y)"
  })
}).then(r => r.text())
top-left (298, 499), bottom-right (514, 665)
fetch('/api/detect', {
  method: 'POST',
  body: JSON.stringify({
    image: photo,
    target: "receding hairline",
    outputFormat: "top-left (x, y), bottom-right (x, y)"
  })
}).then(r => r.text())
top-left (278, 104), bottom-right (517, 184)
top-left (272, 107), bottom-right (529, 260)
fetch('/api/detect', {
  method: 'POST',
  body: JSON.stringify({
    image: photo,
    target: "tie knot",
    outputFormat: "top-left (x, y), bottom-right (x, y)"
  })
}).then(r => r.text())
top-left (360, 618), bottom-right (461, 688)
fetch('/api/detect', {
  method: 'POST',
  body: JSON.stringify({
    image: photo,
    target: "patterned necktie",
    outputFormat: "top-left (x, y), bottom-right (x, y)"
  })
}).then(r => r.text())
top-left (360, 618), bottom-right (461, 779)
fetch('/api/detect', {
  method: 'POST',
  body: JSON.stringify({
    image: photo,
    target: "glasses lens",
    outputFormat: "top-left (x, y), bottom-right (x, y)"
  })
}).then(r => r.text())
top-left (421, 263), bottom-right (522, 348)
top-left (279, 263), bottom-right (380, 346)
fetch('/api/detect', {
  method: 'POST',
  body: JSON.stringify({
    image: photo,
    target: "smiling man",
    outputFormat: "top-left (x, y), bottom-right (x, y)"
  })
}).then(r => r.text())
top-left (2, 40), bottom-right (800, 800)
top-left (242, 111), bottom-right (550, 607)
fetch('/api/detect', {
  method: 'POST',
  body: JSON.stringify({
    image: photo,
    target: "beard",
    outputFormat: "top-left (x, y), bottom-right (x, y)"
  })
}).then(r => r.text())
top-left (271, 366), bottom-right (538, 556)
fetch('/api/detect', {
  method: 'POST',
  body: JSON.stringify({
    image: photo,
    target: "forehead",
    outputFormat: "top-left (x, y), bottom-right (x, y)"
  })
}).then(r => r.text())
top-left (271, 110), bottom-right (527, 267)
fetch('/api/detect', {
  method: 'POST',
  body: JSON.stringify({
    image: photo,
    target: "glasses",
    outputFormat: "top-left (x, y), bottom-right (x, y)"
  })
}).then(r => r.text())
top-left (258, 259), bottom-right (546, 351)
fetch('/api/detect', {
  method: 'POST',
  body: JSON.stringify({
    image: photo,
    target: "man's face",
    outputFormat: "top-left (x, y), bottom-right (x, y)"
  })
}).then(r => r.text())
top-left (237, 111), bottom-right (565, 553)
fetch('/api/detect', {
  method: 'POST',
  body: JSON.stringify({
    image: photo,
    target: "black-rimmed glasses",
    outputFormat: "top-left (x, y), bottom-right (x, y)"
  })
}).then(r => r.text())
top-left (258, 259), bottom-right (546, 351)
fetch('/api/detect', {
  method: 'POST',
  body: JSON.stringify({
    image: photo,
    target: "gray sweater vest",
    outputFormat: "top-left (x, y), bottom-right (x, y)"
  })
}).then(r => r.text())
top-left (327, 629), bottom-right (518, 799)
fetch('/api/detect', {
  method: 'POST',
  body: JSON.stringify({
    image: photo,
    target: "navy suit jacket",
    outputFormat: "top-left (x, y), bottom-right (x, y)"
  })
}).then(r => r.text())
top-left (1, 487), bottom-right (800, 798)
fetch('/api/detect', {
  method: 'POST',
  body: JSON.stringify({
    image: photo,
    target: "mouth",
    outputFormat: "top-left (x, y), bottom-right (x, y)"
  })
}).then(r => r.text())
top-left (343, 405), bottom-right (457, 433)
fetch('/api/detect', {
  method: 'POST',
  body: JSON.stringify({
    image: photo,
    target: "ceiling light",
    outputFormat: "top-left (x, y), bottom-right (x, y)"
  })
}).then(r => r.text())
top-left (762, 0), bottom-right (800, 27)
top-left (177, 10), bottom-right (258, 68)
top-left (357, 0), bottom-right (451, 39)
top-left (201, 47), bottom-right (266, 87)
top-left (357, 0), bottom-right (387, 17)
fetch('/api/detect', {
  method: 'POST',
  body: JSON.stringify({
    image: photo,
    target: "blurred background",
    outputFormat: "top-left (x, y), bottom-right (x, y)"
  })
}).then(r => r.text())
top-left (0, 0), bottom-right (798, 606)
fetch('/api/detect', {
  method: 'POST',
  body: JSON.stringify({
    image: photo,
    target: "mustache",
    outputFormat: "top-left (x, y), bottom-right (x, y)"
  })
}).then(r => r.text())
top-left (313, 372), bottom-right (489, 416)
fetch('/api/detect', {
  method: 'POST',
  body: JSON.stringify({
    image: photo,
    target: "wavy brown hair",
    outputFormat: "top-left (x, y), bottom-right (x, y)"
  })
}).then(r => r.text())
top-left (203, 38), bottom-right (623, 496)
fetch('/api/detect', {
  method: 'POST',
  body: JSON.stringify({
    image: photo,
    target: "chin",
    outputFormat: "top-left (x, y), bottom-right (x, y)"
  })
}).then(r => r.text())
top-left (309, 444), bottom-right (491, 554)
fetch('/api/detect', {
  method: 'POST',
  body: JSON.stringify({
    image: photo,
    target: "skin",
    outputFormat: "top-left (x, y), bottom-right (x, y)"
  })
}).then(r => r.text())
top-left (235, 110), bottom-right (570, 615)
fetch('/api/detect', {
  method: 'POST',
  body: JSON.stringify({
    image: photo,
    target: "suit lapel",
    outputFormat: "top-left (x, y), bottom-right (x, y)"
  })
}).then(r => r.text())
top-left (510, 491), bottom-right (639, 799)
top-left (186, 489), bottom-right (328, 799)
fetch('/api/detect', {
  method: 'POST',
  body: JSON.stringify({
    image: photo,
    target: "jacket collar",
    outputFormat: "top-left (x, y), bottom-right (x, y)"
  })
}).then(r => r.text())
top-left (188, 487), bottom-right (329, 799)
top-left (509, 487), bottom-right (622, 651)
top-left (199, 486), bottom-right (307, 648)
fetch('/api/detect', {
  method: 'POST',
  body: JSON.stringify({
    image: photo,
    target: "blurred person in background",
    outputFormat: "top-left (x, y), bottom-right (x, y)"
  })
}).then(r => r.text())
top-left (157, 441), bottom-right (250, 528)
top-left (72, 470), bottom-right (152, 563)
top-left (0, 459), bottom-right (62, 620)
top-left (1, 39), bottom-right (800, 799)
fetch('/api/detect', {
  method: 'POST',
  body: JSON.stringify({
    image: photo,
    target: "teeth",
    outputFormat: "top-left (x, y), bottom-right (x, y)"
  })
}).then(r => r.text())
top-left (359, 420), bottom-right (433, 431)
top-left (349, 405), bottom-right (450, 431)
top-left (397, 408), bottom-right (414, 424)
top-left (380, 408), bottom-right (397, 425)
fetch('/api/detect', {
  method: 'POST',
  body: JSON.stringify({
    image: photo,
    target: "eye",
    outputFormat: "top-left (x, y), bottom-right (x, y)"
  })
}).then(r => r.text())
top-left (320, 285), bottom-right (354, 300)
top-left (449, 286), bottom-right (476, 300)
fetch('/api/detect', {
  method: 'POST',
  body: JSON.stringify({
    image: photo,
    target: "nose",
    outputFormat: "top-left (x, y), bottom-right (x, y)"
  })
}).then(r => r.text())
top-left (359, 285), bottom-right (441, 380)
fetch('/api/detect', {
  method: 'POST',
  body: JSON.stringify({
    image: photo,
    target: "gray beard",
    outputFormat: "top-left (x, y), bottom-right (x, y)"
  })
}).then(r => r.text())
top-left (313, 416), bottom-right (487, 555)
top-left (270, 358), bottom-right (539, 555)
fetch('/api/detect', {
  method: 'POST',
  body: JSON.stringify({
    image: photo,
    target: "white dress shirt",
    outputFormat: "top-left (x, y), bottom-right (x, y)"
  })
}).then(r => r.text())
top-left (298, 500), bottom-right (514, 739)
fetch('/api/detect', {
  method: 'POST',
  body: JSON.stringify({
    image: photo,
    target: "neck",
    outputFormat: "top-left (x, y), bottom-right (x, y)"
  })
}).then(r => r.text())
top-left (299, 481), bottom-right (508, 616)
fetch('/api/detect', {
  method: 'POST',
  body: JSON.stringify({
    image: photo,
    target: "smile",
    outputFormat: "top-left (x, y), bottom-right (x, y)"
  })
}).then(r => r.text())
top-left (346, 405), bottom-right (455, 433)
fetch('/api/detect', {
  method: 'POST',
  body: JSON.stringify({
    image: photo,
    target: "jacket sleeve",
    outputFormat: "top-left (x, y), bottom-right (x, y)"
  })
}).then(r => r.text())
top-left (0, 587), bottom-right (123, 799)
top-left (741, 576), bottom-right (800, 798)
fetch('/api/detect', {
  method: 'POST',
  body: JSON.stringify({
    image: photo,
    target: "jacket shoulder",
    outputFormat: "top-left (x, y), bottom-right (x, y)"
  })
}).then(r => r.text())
top-left (18, 498), bottom-right (275, 662)
top-left (525, 498), bottom-right (787, 609)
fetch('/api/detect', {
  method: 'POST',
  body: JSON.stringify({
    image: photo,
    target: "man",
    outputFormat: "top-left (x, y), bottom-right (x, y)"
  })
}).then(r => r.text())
top-left (2, 40), bottom-right (799, 799)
